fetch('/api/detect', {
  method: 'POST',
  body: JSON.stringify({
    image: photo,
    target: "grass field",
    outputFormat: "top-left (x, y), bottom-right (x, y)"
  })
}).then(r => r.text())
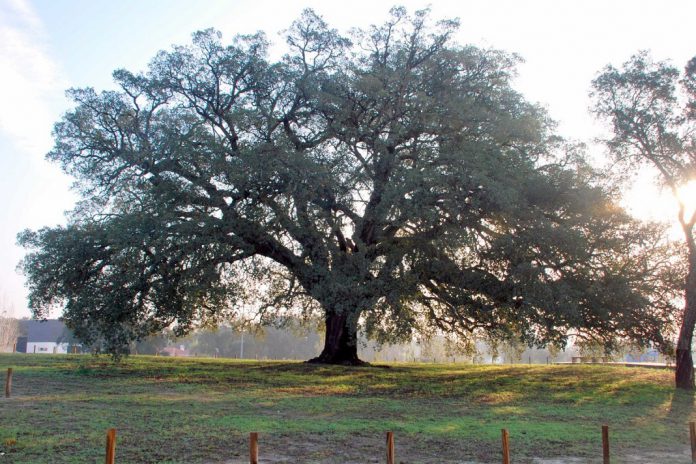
top-left (0, 354), bottom-right (694, 463)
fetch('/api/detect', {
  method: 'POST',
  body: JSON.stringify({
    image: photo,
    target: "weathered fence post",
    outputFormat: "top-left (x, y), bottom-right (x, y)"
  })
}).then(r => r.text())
top-left (386, 431), bottom-right (395, 464)
top-left (12, 342), bottom-right (16, 353)
top-left (5, 368), bottom-right (12, 398)
top-left (501, 429), bottom-right (510, 464)
top-left (105, 428), bottom-right (116, 464)
top-left (690, 421), bottom-right (696, 463)
top-left (249, 432), bottom-right (258, 464)
top-left (602, 424), bottom-right (610, 464)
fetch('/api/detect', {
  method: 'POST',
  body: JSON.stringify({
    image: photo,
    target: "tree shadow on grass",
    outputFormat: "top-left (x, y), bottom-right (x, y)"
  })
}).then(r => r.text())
top-left (667, 386), bottom-right (696, 423)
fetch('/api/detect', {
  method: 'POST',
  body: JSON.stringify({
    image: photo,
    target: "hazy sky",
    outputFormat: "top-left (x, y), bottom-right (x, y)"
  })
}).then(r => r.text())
top-left (1, 0), bottom-right (695, 318)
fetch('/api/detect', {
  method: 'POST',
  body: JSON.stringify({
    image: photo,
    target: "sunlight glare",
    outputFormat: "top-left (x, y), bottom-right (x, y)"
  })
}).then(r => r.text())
top-left (676, 180), bottom-right (696, 219)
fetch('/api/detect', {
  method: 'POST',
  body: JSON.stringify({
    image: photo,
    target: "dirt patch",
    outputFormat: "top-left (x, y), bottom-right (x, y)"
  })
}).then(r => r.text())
top-left (222, 454), bottom-right (692, 464)
top-left (219, 446), bottom-right (692, 464)
top-left (222, 452), bottom-right (691, 464)
top-left (619, 449), bottom-right (692, 464)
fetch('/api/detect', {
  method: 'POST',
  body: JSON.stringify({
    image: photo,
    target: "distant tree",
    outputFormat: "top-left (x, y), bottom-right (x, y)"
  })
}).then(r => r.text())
top-left (0, 297), bottom-right (20, 352)
top-left (187, 327), bottom-right (237, 358)
top-left (500, 336), bottom-right (528, 364)
top-left (592, 52), bottom-right (696, 389)
top-left (20, 9), bottom-right (676, 364)
top-left (183, 323), bottom-right (320, 360)
top-left (133, 331), bottom-right (171, 355)
top-left (575, 339), bottom-right (609, 361)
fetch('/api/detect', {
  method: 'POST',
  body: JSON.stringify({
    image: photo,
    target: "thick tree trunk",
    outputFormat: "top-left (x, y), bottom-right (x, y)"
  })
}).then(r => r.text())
top-left (675, 247), bottom-right (696, 390)
top-left (675, 348), bottom-right (694, 389)
top-left (307, 310), bottom-right (366, 365)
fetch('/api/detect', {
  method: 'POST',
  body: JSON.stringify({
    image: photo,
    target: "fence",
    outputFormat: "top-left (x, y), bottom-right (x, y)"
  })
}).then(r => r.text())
top-left (97, 423), bottom-right (696, 463)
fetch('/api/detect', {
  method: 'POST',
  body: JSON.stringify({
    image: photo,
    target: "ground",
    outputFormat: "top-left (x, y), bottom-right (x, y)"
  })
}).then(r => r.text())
top-left (0, 354), bottom-right (694, 463)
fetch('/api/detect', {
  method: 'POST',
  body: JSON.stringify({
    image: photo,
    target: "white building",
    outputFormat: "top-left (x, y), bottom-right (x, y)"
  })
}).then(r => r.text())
top-left (17, 320), bottom-right (74, 354)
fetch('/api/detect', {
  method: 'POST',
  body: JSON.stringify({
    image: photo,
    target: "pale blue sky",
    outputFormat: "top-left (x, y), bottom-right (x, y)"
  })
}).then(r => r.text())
top-left (1, 0), bottom-right (695, 317)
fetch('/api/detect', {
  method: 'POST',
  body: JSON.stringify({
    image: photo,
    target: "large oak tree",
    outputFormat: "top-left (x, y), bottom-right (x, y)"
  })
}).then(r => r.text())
top-left (20, 9), bottom-right (676, 363)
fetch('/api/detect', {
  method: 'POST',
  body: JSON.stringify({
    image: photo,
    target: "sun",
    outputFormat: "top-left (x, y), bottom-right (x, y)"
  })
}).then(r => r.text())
top-left (676, 180), bottom-right (696, 220)
top-left (622, 173), bottom-right (676, 222)
top-left (622, 174), bottom-right (696, 239)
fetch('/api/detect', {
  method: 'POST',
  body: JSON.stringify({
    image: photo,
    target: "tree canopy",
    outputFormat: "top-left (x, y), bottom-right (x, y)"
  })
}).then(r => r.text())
top-left (592, 51), bottom-right (696, 389)
top-left (20, 8), bottom-right (677, 363)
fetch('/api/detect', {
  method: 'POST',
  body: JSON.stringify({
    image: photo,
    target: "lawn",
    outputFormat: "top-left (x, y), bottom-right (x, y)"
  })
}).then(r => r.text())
top-left (0, 354), bottom-right (694, 463)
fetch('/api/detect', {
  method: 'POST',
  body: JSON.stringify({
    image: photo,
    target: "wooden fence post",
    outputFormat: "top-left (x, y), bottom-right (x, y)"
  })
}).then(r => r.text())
top-left (105, 428), bottom-right (116, 464)
top-left (386, 431), bottom-right (395, 464)
top-left (501, 429), bottom-right (510, 464)
top-left (5, 368), bottom-right (12, 398)
top-left (602, 424), bottom-right (610, 464)
top-left (690, 421), bottom-right (696, 463)
top-left (249, 432), bottom-right (258, 464)
top-left (12, 342), bottom-right (16, 353)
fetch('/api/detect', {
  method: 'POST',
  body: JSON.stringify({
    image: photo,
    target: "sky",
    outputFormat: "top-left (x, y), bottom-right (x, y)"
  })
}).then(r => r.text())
top-left (1, 0), bottom-right (695, 318)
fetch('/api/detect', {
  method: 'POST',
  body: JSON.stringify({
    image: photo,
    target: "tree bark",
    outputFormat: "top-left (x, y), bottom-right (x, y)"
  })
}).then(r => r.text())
top-left (676, 247), bottom-right (696, 390)
top-left (307, 310), bottom-right (366, 365)
top-left (676, 348), bottom-right (694, 389)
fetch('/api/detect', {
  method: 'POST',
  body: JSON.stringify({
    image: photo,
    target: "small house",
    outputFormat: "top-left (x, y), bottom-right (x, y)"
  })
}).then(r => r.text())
top-left (16, 320), bottom-right (75, 354)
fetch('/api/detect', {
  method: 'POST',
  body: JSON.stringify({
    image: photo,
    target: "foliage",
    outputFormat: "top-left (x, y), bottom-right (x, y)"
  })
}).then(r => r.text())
top-left (19, 8), bottom-right (678, 361)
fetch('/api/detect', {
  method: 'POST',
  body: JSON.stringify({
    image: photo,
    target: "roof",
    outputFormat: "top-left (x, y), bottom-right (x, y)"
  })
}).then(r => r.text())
top-left (22, 319), bottom-right (72, 343)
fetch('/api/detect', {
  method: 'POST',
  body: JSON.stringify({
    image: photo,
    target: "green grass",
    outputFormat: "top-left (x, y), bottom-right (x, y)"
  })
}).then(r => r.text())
top-left (0, 354), bottom-right (693, 463)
